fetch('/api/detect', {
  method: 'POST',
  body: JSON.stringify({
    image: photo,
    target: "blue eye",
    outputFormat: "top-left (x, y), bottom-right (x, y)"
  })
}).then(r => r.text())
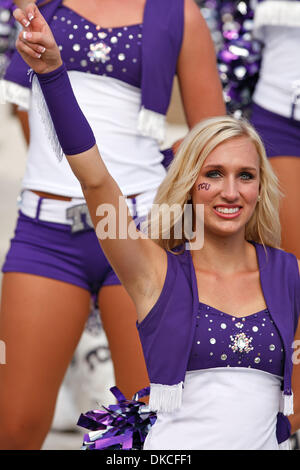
top-left (206, 170), bottom-right (221, 178)
top-left (240, 172), bottom-right (254, 180)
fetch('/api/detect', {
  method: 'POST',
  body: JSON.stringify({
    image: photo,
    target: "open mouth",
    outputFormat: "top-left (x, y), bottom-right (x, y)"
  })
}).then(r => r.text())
top-left (213, 205), bottom-right (242, 218)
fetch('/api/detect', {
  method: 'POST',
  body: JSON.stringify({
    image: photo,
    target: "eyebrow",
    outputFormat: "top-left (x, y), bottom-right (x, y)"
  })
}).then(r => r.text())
top-left (202, 164), bottom-right (257, 172)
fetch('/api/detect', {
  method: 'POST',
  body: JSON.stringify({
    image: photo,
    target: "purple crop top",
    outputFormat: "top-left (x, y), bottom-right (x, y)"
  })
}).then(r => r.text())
top-left (187, 302), bottom-right (284, 376)
top-left (49, 5), bottom-right (142, 88)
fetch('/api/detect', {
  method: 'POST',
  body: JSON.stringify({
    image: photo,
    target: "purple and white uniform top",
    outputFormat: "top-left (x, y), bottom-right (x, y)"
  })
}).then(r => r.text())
top-left (188, 303), bottom-right (284, 376)
top-left (51, 6), bottom-right (143, 88)
top-left (144, 301), bottom-right (287, 450)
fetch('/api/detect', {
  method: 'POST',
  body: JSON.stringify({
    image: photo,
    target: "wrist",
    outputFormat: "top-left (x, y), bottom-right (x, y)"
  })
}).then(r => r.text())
top-left (36, 61), bottom-right (66, 83)
top-left (35, 59), bottom-right (96, 156)
top-left (37, 59), bottom-right (64, 77)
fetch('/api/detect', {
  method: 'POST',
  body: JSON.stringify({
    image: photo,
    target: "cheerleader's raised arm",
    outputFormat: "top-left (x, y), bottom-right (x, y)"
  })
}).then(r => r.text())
top-left (14, 3), bottom-right (167, 324)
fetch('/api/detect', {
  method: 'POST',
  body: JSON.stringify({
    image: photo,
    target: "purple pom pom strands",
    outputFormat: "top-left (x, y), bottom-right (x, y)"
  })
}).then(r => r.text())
top-left (77, 386), bottom-right (157, 450)
top-left (197, 0), bottom-right (262, 117)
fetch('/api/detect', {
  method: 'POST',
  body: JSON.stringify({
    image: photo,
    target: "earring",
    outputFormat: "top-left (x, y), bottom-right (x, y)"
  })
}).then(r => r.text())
top-left (257, 195), bottom-right (261, 202)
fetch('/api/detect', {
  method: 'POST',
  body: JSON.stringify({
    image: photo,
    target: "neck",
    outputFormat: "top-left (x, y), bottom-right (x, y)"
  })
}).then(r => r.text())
top-left (191, 232), bottom-right (256, 275)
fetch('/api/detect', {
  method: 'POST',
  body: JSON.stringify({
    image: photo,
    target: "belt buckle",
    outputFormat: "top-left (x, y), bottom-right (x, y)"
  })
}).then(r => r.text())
top-left (66, 203), bottom-right (93, 233)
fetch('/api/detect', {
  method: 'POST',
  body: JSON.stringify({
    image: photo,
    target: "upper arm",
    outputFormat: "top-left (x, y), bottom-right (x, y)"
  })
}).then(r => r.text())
top-left (67, 147), bottom-right (167, 321)
top-left (176, 0), bottom-right (225, 128)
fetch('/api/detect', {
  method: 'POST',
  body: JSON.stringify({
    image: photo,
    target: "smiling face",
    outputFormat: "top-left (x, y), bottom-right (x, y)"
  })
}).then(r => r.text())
top-left (191, 136), bottom-right (260, 239)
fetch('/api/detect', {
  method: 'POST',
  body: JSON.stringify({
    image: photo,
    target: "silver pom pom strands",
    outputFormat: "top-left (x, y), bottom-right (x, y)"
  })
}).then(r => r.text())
top-left (196, 0), bottom-right (262, 117)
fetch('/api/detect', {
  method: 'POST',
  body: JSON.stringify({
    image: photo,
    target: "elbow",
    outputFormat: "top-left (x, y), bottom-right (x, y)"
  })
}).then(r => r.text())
top-left (80, 180), bottom-right (102, 193)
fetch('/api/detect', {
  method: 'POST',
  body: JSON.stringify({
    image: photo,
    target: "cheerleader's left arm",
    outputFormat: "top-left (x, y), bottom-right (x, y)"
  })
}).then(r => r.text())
top-left (176, 0), bottom-right (225, 129)
top-left (289, 259), bottom-right (300, 434)
top-left (170, 0), bottom-right (225, 154)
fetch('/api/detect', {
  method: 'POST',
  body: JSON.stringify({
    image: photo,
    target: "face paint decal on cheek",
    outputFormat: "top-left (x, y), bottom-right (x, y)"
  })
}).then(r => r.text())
top-left (197, 183), bottom-right (211, 191)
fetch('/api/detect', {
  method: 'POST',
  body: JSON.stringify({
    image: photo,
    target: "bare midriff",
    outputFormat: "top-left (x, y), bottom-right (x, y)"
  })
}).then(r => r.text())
top-left (31, 190), bottom-right (141, 200)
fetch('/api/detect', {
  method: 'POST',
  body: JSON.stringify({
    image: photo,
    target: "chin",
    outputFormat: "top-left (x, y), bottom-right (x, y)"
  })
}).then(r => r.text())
top-left (206, 223), bottom-right (245, 239)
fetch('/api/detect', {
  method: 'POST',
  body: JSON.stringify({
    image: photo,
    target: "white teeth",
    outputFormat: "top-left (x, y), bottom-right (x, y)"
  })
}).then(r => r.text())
top-left (215, 207), bottom-right (240, 214)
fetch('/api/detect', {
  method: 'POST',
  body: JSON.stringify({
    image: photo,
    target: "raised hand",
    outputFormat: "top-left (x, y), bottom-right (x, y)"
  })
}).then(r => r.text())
top-left (14, 2), bottom-right (62, 74)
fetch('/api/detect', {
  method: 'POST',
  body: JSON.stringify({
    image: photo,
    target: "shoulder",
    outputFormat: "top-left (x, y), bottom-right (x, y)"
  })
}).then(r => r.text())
top-left (255, 243), bottom-right (298, 270)
top-left (261, 243), bottom-right (294, 258)
top-left (270, 246), bottom-right (298, 263)
top-left (184, 0), bottom-right (202, 17)
top-left (266, 245), bottom-right (300, 280)
top-left (180, 0), bottom-right (213, 49)
top-left (184, 0), bottom-right (206, 27)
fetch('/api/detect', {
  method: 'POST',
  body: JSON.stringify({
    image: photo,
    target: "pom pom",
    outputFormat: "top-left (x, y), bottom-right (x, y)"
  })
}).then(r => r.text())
top-left (197, 0), bottom-right (263, 117)
top-left (77, 386), bottom-right (157, 450)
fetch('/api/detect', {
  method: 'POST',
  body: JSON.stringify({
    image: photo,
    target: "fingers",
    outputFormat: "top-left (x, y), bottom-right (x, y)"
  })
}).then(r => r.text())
top-left (25, 2), bottom-right (44, 23)
top-left (13, 7), bottom-right (32, 28)
top-left (16, 37), bottom-right (43, 60)
top-left (14, 2), bottom-right (63, 74)
top-left (25, 3), bottom-right (35, 22)
top-left (14, 3), bottom-right (48, 31)
top-left (19, 30), bottom-right (52, 49)
top-left (25, 2), bottom-right (50, 33)
top-left (20, 32), bottom-right (46, 55)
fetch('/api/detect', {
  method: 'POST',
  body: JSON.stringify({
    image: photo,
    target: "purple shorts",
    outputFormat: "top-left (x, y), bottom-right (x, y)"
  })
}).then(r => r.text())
top-left (2, 211), bottom-right (120, 294)
top-left (250, 102), bottom-right (300, 158)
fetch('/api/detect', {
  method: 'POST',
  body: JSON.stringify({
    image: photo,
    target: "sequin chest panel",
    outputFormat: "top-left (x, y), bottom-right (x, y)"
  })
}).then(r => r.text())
top-left (187, 302), bottom-right (284, 376)
top-left (50, 5), bottom-right (143, 88)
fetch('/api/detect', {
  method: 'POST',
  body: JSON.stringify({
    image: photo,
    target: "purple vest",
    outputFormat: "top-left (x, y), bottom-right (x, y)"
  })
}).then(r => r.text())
top-left (4, 0), bottom-right (184, 121)
top-left (137, 242), bottom-right (300, 416)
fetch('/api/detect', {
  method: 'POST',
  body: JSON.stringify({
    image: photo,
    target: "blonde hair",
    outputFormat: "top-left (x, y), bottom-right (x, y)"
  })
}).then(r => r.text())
top-left (148, 115), bottom-right (282, 251)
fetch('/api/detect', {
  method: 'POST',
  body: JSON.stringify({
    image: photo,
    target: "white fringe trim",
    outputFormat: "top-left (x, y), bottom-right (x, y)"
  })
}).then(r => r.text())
top-left (254, 1), bottom-right (300, 30)
top-left (148, 382), bottom-right (183, 412)
top-left (0, 79), bottom-right (31, 109)
top-left (280, 391), bottom-right (294, 416)
top-left (278, 438), bottom-right (291, 450)
top-left (137, 106), bottom-right (166, 144)
top-left (32, 74), bottom-right (64, 162)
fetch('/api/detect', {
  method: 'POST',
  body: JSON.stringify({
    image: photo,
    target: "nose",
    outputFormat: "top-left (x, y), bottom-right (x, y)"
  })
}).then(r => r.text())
top-left (220, 176), bottom-right (239, 202)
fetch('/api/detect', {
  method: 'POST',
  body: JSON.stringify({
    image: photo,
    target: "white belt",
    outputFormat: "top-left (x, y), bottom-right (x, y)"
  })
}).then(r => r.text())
top-left (19, 190), bottom-right (87, 227)
top-left (19, 189), bottom-right (157, 231)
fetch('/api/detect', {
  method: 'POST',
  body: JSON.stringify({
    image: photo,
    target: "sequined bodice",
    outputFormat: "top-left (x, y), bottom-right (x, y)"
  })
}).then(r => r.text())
top-left (187, 302), bottom-right (284, 376)
top-left (50, 5), bottom-right (143, 88)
